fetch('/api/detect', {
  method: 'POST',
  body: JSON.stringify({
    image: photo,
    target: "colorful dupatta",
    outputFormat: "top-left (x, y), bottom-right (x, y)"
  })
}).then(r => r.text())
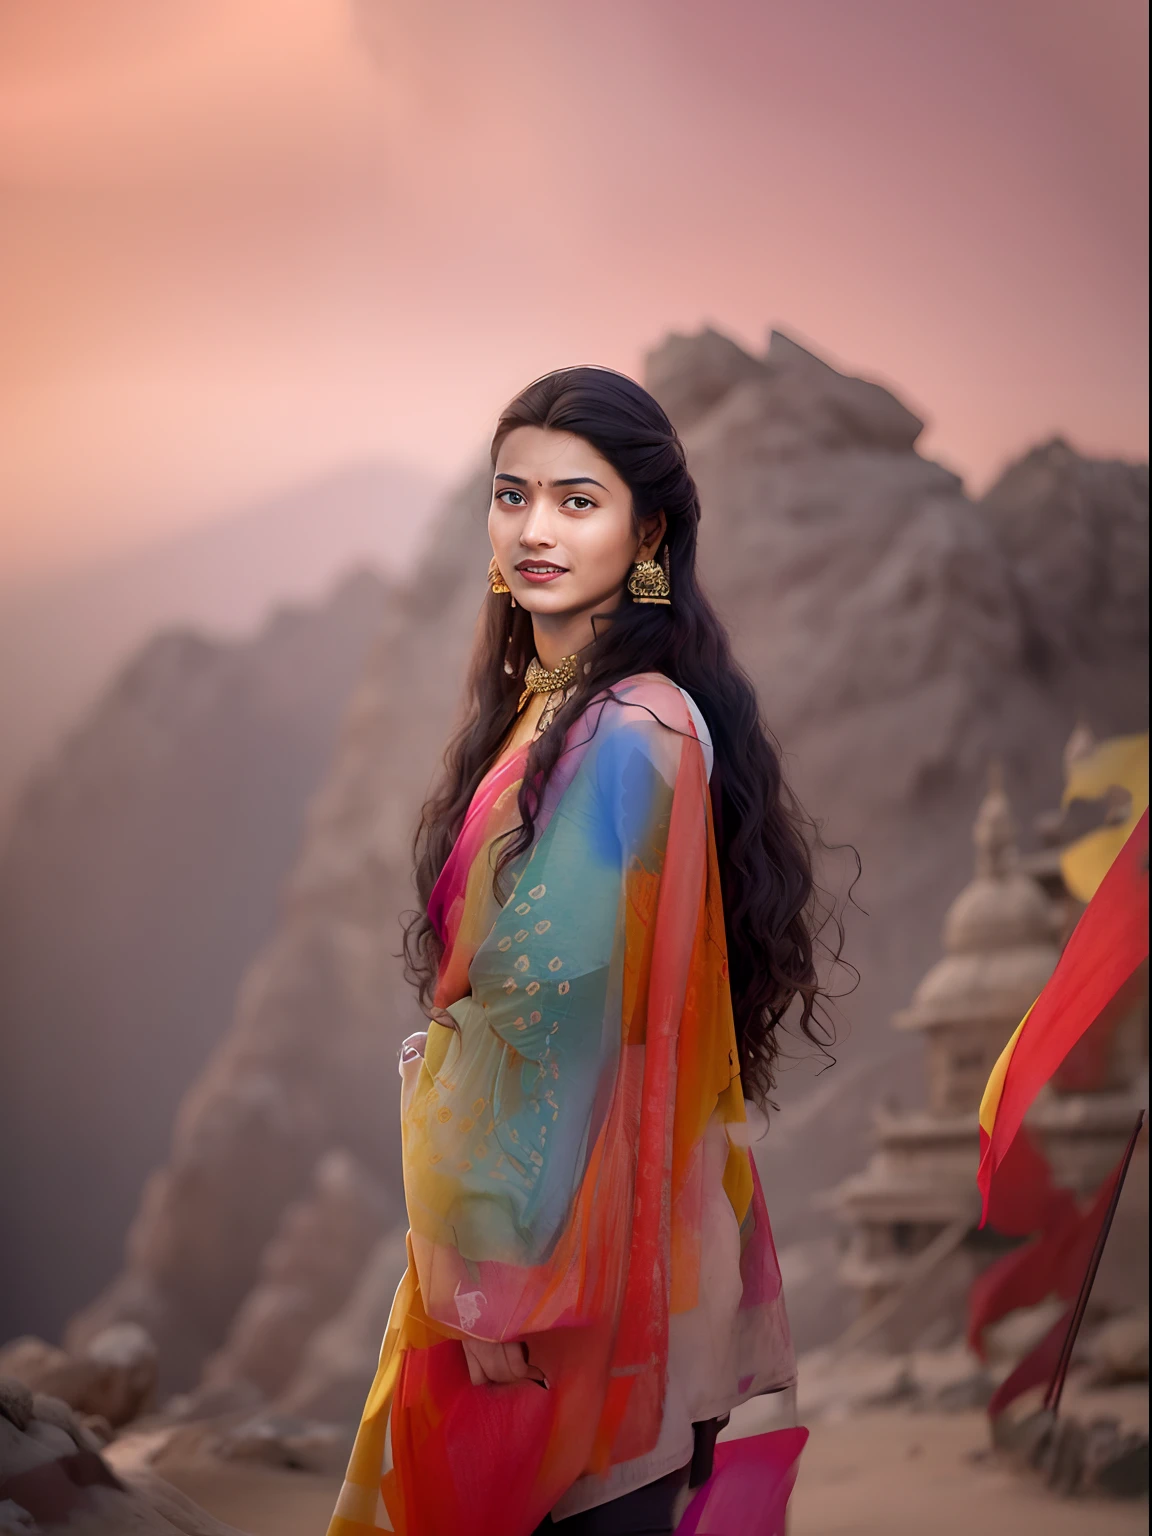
top-left (329, 674), bottom-right (794, 1536)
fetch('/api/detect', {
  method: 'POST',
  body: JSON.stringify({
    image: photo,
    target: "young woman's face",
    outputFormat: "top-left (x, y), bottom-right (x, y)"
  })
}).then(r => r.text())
top-left (489, 426), bottom-right (664, 620)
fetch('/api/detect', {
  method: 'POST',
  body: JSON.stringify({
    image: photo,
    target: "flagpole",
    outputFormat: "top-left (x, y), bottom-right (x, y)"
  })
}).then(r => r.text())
top-left (1043, 1109), bottom-right (1146, 1415)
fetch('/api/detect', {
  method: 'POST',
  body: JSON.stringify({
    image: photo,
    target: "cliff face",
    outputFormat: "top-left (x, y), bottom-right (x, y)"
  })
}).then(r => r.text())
top-left (64, 329), bottom-right (1149, 1383)
top-left (975, 436), bottom-right (1149, 665)
top-left (0, 569), bottom-right (393, 1349)
top-left (671, 332), bottom-right (1147, 1274)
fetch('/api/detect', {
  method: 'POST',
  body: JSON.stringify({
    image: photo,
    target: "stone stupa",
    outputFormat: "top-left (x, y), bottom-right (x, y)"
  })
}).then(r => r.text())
top-left (826, 768), bottom-right (1062, 1347)
top-left (828, 749), bottom-right (1148, 1350)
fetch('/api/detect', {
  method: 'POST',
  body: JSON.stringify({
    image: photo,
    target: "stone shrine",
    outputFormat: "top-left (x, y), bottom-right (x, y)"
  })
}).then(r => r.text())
top-left (828, 748), bottom-right (1148, 1349)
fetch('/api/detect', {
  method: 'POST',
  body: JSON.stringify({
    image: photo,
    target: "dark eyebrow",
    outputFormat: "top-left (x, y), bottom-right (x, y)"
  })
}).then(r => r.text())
top-left (493, 473), bottom-right (608, 491)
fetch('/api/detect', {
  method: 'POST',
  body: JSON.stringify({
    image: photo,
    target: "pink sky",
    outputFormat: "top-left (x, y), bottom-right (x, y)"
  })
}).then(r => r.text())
top-left (1, 0), bottom-right (1147, 584)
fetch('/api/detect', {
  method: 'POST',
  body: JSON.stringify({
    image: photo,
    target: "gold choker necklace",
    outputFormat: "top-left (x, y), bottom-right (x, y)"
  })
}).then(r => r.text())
top-left (518, 653), bottom-right (578, 711)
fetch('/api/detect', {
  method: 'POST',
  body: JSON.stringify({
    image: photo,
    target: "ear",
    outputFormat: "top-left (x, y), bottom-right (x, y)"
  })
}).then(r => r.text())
top-left (636, 509), bottom-right (668, 561)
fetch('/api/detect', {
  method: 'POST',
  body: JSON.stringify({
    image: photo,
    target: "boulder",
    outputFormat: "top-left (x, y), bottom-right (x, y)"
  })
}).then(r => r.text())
top-left (0, 1326), bottom-right (156, 1428)
top-left (995, 1402), bottom-right (1150, 1499)
top-left (0, 1383), bottom-right (31, 1437)
top-left (0, 1379), bottom-right (246, 1534)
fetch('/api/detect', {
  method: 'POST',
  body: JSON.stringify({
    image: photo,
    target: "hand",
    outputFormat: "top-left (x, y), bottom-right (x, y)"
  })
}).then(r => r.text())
top-left (462, 1337), bottom-right (548, 1389)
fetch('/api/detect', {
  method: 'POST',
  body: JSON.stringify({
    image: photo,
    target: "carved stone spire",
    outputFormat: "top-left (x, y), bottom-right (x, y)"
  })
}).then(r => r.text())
top-left (972, 760), bottom-right (1017, 879)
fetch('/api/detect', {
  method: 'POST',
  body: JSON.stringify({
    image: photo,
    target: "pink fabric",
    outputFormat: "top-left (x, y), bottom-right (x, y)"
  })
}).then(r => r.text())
top-left (675, 1427), bottom-right (808, 1536)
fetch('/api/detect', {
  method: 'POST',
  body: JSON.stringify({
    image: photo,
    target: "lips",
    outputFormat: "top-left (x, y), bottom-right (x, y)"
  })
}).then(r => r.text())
top-left (515, 561), bottom-right (568, 583)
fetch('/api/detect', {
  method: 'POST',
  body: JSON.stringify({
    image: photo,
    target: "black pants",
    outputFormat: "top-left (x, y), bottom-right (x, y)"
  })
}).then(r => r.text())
top-left (532, 1416), bottom-right (725, 1535)
top-left (531, 1461), bottom-right (690, 1536)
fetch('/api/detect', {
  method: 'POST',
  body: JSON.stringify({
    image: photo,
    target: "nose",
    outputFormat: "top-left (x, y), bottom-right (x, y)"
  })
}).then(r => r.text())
top-left (519, 497), bottom-right (558, 550)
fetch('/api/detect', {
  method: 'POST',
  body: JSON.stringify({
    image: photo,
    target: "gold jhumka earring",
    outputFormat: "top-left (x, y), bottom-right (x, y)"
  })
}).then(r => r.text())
top-left (487, 555), bottom-right (511, 594)
top-left (627, 545), bottom-right (671, 605)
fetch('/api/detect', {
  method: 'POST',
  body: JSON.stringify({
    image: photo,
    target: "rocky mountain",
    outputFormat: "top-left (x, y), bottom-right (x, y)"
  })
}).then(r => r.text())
top-left (0, 460), bottom-right (443, 823)
top-left (0, 567), bottom-right (394, 1349)
top-left (53, 328), bottom-right (1149, 1389)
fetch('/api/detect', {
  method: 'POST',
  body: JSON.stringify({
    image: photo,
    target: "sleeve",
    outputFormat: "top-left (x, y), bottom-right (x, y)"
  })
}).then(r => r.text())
top-left (402, 687), bottom-right (708, 1340)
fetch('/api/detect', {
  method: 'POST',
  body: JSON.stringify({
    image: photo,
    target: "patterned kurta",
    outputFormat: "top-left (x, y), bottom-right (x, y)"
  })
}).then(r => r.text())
top-left (328, 673), bottom-right (794, 1536)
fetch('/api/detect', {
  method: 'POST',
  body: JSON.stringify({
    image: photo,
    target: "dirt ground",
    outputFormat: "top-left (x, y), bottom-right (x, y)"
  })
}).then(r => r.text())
top-left (158, 1398), bottom-right (1149, 1536)
top-left (789, 1407), bottom-right (1147, 1536)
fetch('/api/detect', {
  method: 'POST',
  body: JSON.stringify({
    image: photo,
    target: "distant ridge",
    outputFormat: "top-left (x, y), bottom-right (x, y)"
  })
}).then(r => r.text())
top-left (0, 460), bottom-right (444, 818)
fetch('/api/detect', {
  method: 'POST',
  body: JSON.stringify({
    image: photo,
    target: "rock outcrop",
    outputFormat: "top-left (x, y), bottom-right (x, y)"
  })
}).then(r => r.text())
top-left (277, 1225), bottom-right (410, 1423)
top-left (642, 326), bottom-right (771, 434)
top-left (975, 437), bottom-right (1149, 665)
top-left (0, 1325), bottom-right (156, 1431)
top-left (199, 1151), bottom-right (394, 1401)
top-left (0, 1378), bottom-right (245, 1535)
top-left (65, 328), bottom-right (1149, 1389)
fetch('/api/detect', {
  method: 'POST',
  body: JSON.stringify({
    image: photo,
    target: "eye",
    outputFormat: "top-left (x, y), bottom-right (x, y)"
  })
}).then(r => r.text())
top-left (496, 489), bottom-right (526, 507)
top-left (563, 495), bottom-right (596, 511)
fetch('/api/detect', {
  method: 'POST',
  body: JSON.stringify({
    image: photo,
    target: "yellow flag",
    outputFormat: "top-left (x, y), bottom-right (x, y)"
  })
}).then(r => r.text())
top-left (1061, 732), bottom-right (1149, 903)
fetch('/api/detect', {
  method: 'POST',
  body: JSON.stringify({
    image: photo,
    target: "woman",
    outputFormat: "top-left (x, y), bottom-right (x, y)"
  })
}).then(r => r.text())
top-left (328, 367), bottom-right (838, 1536)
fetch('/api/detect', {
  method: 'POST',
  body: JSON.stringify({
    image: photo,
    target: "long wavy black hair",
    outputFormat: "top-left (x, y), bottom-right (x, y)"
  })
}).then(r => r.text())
top-left (403, 366), bottom-right (849, 1104)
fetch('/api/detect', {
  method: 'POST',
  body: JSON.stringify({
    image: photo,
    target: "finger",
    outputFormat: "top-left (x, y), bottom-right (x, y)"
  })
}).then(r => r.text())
top-left (493, 1344), bottom-right (529, 1384)
top-left (463, 1344), bottom-right (488, 1387)
top-left (518, 1342), bottom-right (549, 1388)
top-left (465, 1340), bottom-right (512, 1386)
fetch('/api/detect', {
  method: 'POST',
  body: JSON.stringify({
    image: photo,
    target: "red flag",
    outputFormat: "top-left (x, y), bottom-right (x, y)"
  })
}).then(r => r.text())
top-left (969, 806), bottom-right (1148, 1414)
top-left (968, 1159), bottom-right (1112, 1360)
top-left (977, 811), bottom-right (1148, 1219)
